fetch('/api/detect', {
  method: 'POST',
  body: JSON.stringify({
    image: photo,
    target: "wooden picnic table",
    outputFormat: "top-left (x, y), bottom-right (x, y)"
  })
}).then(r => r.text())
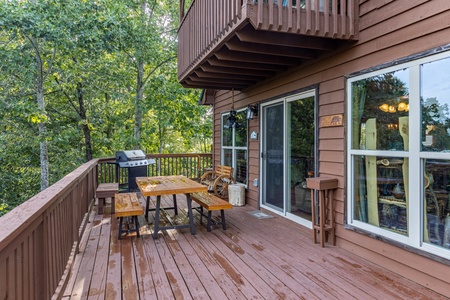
top-left (135, 175), bottom-right (207, 238)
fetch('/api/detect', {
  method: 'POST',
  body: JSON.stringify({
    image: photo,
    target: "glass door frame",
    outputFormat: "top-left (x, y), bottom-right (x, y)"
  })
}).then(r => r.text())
top-left (259, 90), bottom-right (318, 228)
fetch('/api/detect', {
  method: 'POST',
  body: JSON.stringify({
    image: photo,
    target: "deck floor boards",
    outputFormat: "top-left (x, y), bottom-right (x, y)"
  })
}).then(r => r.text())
top-left (62, 194), bottom-right (449, 300)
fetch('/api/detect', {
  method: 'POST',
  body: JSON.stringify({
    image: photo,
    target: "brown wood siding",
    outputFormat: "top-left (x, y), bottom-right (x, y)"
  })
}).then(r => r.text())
top-left (208, 0), bottom-right (450, 295)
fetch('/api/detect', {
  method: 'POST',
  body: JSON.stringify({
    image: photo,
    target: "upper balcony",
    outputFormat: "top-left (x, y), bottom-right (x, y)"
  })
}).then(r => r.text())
top-left (178, 0), bottom-right (359, 90)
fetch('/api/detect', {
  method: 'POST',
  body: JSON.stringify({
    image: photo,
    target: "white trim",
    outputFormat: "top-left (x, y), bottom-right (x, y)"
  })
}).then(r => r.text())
top-left (347, 50), bottom-right (450, 260)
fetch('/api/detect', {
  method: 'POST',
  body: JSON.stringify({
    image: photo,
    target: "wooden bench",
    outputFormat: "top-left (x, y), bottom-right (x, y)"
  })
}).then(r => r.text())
top-left (199, 165), bottom-right (236, 199)
top-left (96, 183), bottom-right (119, 214)
top-left (190, 192), bottom-right (232, 232)
top-left (115, 193), bottom-right (144, 240)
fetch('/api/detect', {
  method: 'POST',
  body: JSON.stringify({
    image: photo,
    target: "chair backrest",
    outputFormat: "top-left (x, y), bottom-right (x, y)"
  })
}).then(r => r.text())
top-left (215, 165), bottom-right (234, 177)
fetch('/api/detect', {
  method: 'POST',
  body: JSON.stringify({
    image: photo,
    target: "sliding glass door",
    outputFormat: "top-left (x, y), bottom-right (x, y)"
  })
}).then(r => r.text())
top-left (261, 91), bottom-right (316, 225)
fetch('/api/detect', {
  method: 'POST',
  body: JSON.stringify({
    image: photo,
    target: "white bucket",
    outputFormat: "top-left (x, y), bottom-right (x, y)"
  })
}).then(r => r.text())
top-left (228, 184), bottom-right (245, 206)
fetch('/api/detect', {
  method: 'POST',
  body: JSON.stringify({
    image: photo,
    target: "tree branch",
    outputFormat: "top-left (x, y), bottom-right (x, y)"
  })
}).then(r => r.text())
top-left (142, 55), bottom-right (176, 87)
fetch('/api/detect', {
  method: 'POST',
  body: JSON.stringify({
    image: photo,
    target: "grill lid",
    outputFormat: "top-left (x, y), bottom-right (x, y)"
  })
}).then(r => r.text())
top-left (116, 150), bottom-right (146, 162)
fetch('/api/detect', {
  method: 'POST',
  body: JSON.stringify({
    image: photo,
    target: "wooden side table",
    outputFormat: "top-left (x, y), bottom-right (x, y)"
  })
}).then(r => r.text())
top-left (306, 177), bottom-right (338, 247)
top-left (96, 183), bottom-right (119, 214)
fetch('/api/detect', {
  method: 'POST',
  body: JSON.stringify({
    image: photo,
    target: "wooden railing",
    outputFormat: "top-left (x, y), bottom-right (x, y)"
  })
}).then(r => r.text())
top-left (0, 159), bottom-right (98, 300)
top-left (0, 153), bottom-right (212, 299)
top-left (97, 153), bottom-right (212, 185)
top-left (178, 0), bottom-right (359, 80)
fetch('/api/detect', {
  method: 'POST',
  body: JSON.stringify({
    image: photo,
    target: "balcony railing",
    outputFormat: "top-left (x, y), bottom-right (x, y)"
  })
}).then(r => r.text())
top-left (178, 0), bottom-right (359, 89)
top-left (0, 153), bottom-right (211, 299)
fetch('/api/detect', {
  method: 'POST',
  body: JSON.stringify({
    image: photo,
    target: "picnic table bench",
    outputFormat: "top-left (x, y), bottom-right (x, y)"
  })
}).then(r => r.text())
top-left (115, 193), bottom-right (143, 240)
top-left (191, 192), bottom-right (232, 232)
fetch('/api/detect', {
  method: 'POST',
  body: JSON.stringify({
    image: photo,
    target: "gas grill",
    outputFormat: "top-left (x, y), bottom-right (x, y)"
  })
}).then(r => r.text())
top-left (114, 150), bottom-right (155, 192)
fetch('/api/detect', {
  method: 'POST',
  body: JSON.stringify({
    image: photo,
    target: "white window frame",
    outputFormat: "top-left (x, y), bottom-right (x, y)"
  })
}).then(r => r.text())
top-left (347, 50), bottom-right (450, 260)
top-left (221, 109), bottom-right (248, 186)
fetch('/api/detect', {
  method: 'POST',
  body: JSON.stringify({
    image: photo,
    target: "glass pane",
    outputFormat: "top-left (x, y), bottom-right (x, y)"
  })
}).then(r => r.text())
top-left (287, 97), bottom-right (315, 220)
top-left (223, 149), bottom-right (232, 167)
top-left (353, 155), bottom-right (408, 235)
top-left (263, 103), bottom-right (284, 211)
top-left (351, 69), bottom-right (410, 151)
top-left (222, 114), bottom-right (232, 147)
top-left (423, 159), bottom-right (450, 249)
top-left (235, 110), bottom-right (247, 147)
top-left (235, 150), bottom-right (247, 184)
top-left (421, 57), bottom-right (450, 152)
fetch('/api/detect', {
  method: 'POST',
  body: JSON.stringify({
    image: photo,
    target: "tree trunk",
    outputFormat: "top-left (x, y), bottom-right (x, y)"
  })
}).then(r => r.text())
top-left (76, 82), bottom-right (93, 161)
top-left (36, 54), bottom-right (49, 190)
top-left (134, 60), bottom-right (144, 149)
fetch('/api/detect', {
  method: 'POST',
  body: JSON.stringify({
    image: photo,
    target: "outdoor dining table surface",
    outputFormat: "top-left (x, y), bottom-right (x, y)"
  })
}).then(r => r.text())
top-left (135, 175), bottom-right (207, 196)
top-left (135, 175), bottom-right (208, 238)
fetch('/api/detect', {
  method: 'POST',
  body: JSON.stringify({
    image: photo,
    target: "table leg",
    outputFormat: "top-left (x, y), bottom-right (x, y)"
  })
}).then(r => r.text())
top-left (118, 217), bottom-right (124, 240)
top-left (186, 193), bottom-right (196, 235)
top-left (153, 195), bottom-right (161, 239)
top-left (173, 194), bottom-right (178, 215)
top-left (145, 196), bottom-right (150, 220)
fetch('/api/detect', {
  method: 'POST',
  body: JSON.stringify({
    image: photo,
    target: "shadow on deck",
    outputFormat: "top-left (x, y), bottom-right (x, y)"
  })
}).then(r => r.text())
top-left (63, 194), bottom-right (446, 299)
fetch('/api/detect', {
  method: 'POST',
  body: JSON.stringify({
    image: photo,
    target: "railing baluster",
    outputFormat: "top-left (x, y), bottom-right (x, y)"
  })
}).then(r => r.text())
top-left (324, 0), bottom-right (329, 36)
top-left (333, 0), bottom-right (338, 37)
top-left (341, 0), bottom-right (347, 38)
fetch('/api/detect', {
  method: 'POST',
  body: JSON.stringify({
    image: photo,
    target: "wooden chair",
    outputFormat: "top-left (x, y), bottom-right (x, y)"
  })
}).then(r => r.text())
top-left (199, 165), bottom-right (236, 199)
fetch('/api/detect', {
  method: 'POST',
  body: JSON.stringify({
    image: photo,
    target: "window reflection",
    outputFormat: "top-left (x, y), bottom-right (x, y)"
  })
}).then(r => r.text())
top-left (424, 159), bottom-right (450, 248)
top-left (352, 70), bottom-right (409, 151)
top-left (353, 155), bottom-right (408, 235)
top-left (421, 58), bottom-right (450, 152)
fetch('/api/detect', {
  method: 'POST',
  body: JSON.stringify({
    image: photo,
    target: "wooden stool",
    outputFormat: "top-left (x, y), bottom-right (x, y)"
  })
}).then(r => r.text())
top-left (96, 183), bottom-right (119, 214)
top-left (115, 193), bottom-right (144, 240)
top-left (306, 177), bottom-right (338, 247)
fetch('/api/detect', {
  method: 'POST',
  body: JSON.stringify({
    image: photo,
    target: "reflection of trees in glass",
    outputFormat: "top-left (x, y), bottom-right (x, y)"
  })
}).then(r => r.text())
top-left (358, 72), bottom-right (409, 150)
top-left (422, 97), bottom-right (450, 151)
top-left (222, 114), bottom-right (232, 146)
top-left (291, 98), bottom-right (314, 157)
top-left (290, 98), bottom-right (314, 185)
top-left (235, 111), bottom-right (247, 147)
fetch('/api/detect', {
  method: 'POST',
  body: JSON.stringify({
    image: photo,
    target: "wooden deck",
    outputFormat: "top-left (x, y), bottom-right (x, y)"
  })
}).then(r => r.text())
top-left (62, 194), bottom-right (447, 300)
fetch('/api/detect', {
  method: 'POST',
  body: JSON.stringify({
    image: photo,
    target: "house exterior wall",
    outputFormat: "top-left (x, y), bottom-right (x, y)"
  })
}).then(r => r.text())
top-left (210, 0), bottom-right (450, 296)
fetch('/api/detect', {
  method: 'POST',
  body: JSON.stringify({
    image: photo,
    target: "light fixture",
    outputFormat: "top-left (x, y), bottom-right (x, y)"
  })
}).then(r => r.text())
top-left (379, 103), bottom-right (389, 112)
top-left (246, 104), bottom-right (259, 120)
top-left (388, 105), bottom-right (396, 113)
top-left (227, 89), bottom-right (238, 128)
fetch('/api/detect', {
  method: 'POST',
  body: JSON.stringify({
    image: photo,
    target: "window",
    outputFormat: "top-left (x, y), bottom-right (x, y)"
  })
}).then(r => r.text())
top-left (347, 51), bottom-right (450, 259)
top-left (221, 110), bottom-right (248, 185)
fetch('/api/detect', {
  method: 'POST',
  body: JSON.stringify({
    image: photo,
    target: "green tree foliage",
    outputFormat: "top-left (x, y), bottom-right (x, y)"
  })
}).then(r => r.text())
top-left (0, 0), bottom-right (212, 215)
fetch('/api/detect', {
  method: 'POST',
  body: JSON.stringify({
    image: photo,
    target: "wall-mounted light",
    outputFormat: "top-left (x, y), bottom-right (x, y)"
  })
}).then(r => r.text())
top-left (246, 104), bottom-right (259, 120)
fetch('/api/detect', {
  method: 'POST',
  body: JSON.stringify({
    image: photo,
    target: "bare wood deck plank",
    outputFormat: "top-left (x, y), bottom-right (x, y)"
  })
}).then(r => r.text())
top-left (88, 215), bottom-right (111, 299)
top-left (63, 210), bottom-right (96, 299)
top-left (70, 213), bottom-right (103, 300)
top-left (120, 236), bottom-right (139, 299)
top-left (105, 212), bottom-right (121, 300)
top-left (132, 221), bottom-right (158, 299)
